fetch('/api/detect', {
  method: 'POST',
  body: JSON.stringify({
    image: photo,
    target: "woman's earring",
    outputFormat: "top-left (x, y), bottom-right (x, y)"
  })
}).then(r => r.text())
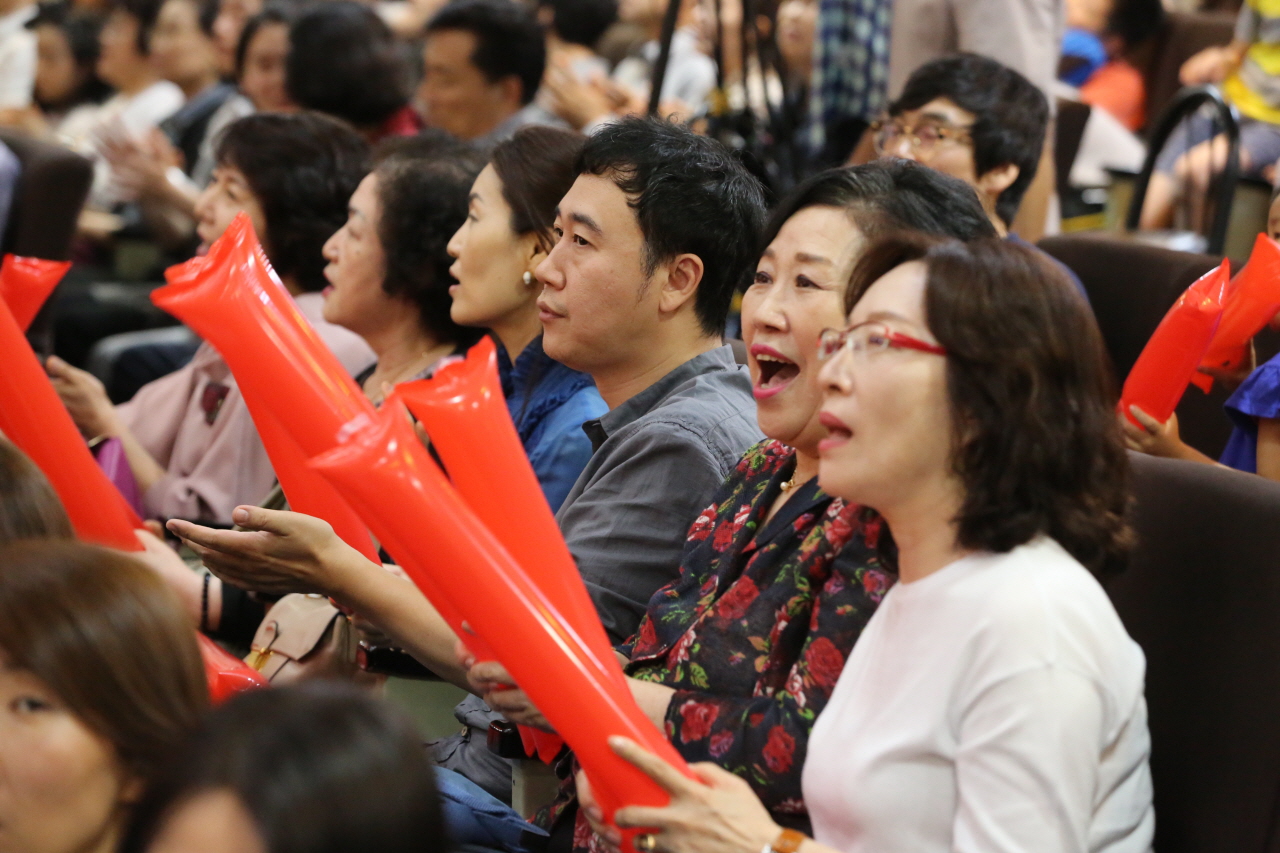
top-left (522, 271), bottom-right (534, 286)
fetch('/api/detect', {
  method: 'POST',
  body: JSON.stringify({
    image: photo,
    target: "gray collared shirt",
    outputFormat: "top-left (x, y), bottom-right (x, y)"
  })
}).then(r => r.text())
top-left (556, 345), bottom-right (764, 644)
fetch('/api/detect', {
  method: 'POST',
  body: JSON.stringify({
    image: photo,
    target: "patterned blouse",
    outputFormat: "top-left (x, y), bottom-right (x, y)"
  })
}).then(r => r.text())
top-left (544, 439), bottom-right (895, 847)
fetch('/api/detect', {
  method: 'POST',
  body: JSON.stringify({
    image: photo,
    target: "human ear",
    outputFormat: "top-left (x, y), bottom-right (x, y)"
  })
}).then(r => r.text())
top-left (975, 162), bottom-right (1020, 199)
top-left (498, 75), bottom-right (523, 107)
top-left (657, 253), bottom-right (704, 314)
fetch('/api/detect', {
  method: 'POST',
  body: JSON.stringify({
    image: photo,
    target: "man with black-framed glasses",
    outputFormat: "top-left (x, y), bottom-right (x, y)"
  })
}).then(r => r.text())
top-left (873, 53), bottom-right (1087, 298)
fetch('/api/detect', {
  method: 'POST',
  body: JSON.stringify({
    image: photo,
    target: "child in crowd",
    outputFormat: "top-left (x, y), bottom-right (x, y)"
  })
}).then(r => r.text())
top-left (1141, 0), bottom-right (1280, 229)
top-left (1058, 0), bottom-right (1163, 132)
top-left (1124, 189), bottom-right (1280, 481)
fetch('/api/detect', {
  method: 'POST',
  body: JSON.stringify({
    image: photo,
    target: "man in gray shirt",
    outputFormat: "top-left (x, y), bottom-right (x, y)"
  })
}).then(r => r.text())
top-left (168, 117), bottom-right (767, 801)
top-left (437, 116), bottom-right (767, 796)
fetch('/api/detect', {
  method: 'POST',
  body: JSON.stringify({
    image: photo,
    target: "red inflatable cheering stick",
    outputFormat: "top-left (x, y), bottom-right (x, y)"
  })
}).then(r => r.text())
top-left (0, 255), bottom-right (71, 331)
top-left (393, 338), bottom-right (619, 761)
top-left (1120, 260), bottom-right (1230, 427)
top-left (309, 403), bottom-right (693, 852)
top-left (1193, 233), bottom-right (1280, 391)
top-left (155, 216), bottom-right (381, 563)
top-left (197, 633), bottom-right (267, 702)
top-left (0, 298), bottom-right (143, 549)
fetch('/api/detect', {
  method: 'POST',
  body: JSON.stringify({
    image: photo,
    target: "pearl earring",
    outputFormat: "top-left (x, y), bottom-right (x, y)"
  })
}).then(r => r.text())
top-left (522, 272), bottom-right (534, 286)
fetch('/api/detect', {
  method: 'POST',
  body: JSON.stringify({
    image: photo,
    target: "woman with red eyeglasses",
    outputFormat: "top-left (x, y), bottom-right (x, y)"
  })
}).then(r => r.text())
top-left (575, 236), bottom-right (1153, 853)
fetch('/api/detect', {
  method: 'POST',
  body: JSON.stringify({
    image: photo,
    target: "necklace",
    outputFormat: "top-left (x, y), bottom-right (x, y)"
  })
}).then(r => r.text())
top-left (780, 477), bottom-right (799, 492)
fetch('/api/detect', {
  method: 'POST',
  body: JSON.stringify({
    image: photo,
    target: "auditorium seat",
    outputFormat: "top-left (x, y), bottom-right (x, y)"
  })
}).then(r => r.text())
top-left (1039, 233), bottom-right (1241, 457)
top-left (1110, 452), bottom-right (1280, 853)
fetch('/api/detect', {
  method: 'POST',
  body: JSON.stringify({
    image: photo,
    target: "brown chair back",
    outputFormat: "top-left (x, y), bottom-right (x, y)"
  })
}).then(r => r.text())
top-left (1109, 452), bottom-right (1280, 853)
top-left (0, 128), bottom-right (92, 260)
top-left (1038, 233), bottom-right (1244, 456)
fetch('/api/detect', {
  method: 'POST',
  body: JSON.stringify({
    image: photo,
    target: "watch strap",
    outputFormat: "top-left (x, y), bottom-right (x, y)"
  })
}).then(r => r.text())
top-left (766, 828), bottom-right (807, 853)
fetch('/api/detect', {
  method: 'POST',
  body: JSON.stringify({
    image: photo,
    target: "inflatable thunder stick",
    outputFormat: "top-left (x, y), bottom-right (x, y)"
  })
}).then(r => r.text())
top-left (197, 633), bottom-right (267, 702)
top-left (152, 214), bottom-right (376, 458)
top-left (155, 216), bottom-right (381, 563)
top-left (1193, 234), bottom-right (1280, 391)
top-left (0, 299), bottom-right (143, 549)
top-left (310, 402), bottom-right (693, 852)
top-left (394, 340), bottom-right (616, 761)
top-left (1120, 260), bottom-right (1230, 427)
top-left (0, 255), bottom-right (71, 331)
top-left (392, 340), bottom-right (620, 674)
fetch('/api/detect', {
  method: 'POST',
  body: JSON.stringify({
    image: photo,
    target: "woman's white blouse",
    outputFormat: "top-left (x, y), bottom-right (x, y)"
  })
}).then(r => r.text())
top-left (801, 536), bottom-right (1154, 853)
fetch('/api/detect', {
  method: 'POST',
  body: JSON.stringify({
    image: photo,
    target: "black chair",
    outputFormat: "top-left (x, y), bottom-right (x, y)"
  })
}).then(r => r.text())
top-left (1126, 85), bottom-right (1241, 255)
top-left (1109, 452), bottom-right (1280, 853)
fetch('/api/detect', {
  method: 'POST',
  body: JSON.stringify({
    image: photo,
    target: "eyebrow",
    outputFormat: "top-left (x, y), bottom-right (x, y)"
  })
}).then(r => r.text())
top-left (861, 309), bottom-right (915, 324)
top-left (468, 192), bottom-right (481, 204)
top-left (569, 211), bottom-right (602, 236)
top-left (795, 252), bottom-right (833, 265)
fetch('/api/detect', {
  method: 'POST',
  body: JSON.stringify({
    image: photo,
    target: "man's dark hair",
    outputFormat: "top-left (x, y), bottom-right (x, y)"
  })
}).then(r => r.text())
top-left (426, 0), bottom-right (546, 106)
top-left (287, 2), bottom-right (412, 128)
top-left (120, 683), bottom-right (445, 853)
top-left (375, 142), bottom-right (487, 352)
top-left (537, 0), bottom-right (617, 48)
top-left (116, 0), bottom-right (163, 54)
top-left (577, 116), bottom-right (767, 335)
top-left (760, 160), bottom-right (996, 253)
top-left (890, 53), bottom-right (1048, 227)
top-left (216, 112), bottom-right (371, 293)
top-left (845, 234), bottom-right (1131, 576)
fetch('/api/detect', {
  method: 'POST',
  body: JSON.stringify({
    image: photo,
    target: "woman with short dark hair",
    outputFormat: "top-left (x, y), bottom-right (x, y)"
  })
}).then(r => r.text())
top-left (575, 235), bottom-right (1152, 853)
top-left (123, 683), bottom-right (445, 853)
top-left (48, 112), bottom-right (376, 525)
top-left (445, 125), bottom-right (607, 512)
top-left (0, 538), bottom-right (208, 853)
top-left (321, 142), bottom-right (486, 403)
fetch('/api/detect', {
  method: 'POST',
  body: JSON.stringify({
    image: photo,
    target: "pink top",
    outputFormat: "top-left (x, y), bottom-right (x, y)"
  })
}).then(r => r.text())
top-left (116, 292), bottom-right (376, 523)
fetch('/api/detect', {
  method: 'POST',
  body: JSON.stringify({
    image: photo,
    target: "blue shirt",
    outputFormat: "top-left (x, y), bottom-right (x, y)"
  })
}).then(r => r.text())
top-left (1220, 349), bottom-right (1280, 473)
top-left (497, 335), bottom-right (606, 512)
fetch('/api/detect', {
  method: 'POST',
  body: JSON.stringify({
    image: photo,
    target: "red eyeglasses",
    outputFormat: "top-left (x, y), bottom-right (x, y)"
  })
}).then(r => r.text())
top-left (817, 321), bottom-right (948, 361)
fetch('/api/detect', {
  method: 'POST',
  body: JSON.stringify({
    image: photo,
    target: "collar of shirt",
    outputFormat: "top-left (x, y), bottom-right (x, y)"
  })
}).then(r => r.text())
top-left (582, 345), bottom-right (739, 451)
top-left (0, 5), bottom-right (35, 37)
top-left (497, 333), bottom-right (596, 442)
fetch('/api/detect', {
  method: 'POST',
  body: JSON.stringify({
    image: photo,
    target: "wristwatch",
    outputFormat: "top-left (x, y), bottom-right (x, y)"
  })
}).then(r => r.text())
top-left (762, 828), bottom-right (808, 853)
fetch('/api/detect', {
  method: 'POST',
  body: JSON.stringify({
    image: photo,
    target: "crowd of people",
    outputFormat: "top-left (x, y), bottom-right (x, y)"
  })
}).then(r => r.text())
top-left (2, 0), bottom-right (1280, 848)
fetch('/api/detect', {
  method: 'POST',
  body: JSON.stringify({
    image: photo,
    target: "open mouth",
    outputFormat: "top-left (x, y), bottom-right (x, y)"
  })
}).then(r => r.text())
top-left (755, 352), bottom-right (800, 390)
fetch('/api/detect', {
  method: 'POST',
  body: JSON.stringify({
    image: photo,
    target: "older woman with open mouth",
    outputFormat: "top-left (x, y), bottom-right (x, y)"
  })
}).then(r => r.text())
top-left (464, 160), bottom-right (995, 853)
top-left (574, 235), bottom-right (1152, 853)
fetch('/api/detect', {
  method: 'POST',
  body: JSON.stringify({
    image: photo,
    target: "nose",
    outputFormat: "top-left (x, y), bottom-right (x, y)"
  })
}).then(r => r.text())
top-left (749, 282), bottom-right (789, 334)
top-left (445, 222), bottom-right (464, 260)
top-left (321, 230), bottom-right (339, 263)
top-left (193, 185), bottom-right (214, 221)
top-left (535, 240), bottom-right (565, 290)
top-left (818, 344), bottom-right (852, 393)
top-left (888, 134), bottom-right (919, 161)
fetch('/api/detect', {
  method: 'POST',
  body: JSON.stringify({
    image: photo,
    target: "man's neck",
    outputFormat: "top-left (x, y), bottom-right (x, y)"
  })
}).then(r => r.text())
top-left (593, 334), bottom-right (721, 410)
top-left (114, 64), bottom-right (160, 97)
top-left (176, 72), bottom-right (218, 102)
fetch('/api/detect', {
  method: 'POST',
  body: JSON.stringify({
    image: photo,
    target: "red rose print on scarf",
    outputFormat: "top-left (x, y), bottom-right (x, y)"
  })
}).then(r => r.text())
top-left (762, 725), bottom-right (795, 773)
top-left (805, 637), bottom-right (845, 689)
top-left (715, 576), bottom-right (760, 624)
top-left (709, 729), bottom-right (734, 758)
top-left (687, 504), bottom-right (718, 542)
top-left (861, 569), bottom-right (891, 602)
top-left (679, 700), bottom-right (720, 742)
